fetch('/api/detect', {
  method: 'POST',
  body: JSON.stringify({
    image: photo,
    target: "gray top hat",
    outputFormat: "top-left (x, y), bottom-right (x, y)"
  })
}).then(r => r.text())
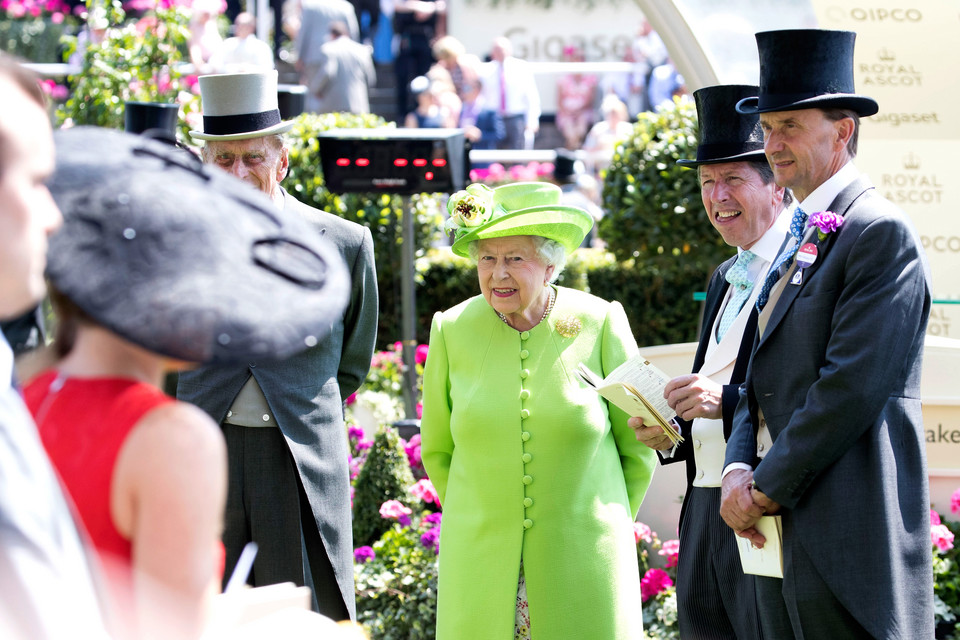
top-left (191, 71), bottom-right (295, 141)
top-left (677, 84), bottom-right (766, 168)
top-left (47, 127), bottom-right (349, 365)
top-left (736, 29), bottom-right (878, 117)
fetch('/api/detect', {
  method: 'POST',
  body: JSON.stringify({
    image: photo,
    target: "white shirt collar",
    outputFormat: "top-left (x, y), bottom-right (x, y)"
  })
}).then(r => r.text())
top-left (741, 207), bottom-right (792, 266)
top-left (0, 333), bottom-right (13, 390)
top-left (799, 160), bottom-right (861, 215)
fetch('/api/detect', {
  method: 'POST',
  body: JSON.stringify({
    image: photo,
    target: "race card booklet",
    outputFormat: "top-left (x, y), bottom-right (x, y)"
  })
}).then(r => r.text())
top-left (575, 354), bottom-right (683, 446)
top-left (735, 515), bottom-right (783, 578)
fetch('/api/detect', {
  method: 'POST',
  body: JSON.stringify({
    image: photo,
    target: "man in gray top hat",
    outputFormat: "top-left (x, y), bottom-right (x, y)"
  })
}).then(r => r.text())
top-left (632, 84), bottom-right (790, 640)
top-left (178, 70), bottom-right (378, 621)
top-left (720, 30), bottom-right (933, 637)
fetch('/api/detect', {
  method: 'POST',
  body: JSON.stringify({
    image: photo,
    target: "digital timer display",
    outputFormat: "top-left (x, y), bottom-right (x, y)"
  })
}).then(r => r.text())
top-left (317, 129), bottom-right (468, 195)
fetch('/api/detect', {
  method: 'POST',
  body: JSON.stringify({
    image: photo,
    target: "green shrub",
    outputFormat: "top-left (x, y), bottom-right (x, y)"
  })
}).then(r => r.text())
top-left (600, 97), bottom-right (728, 272)
top-left (0, 15), bottom-right (74, 63)
top-left (283, 112), bottom-right (446, 351)
top-left (355, 516), bottom-right (439, 640)
top-left (597, 97), bottom-right (730, 344)
top-left (352, 426), bottom-right (415, 548)
top-left (57, 0), bottom-right (197, 138)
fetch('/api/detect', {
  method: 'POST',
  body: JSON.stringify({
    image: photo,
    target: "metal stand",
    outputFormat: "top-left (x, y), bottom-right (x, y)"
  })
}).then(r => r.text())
top-left (399, 195), bottom-right (418, 419)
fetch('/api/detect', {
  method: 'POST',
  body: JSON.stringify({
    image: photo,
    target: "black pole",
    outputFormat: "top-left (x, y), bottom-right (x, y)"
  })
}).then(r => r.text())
top-left (400, 195), bottom-right (418, 419)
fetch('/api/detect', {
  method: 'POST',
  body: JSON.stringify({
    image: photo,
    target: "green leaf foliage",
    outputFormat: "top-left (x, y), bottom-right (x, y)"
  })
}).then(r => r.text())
top-left (355, 523), bottom-right (438, 640)
top-left (352, 425), bottom-right (415, 548)
top-left (600, 97), bottom-right (730, 271)
top-left (595, 97), bottom-right (732, 344)
top-left (56, 0), bottom-right (196, 136)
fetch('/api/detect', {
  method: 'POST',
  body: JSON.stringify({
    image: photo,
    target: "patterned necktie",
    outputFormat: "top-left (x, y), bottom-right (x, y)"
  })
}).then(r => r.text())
top-left (716, 250), bottom-right (757, 341)
top-left (755, 207), bottom-right (808, 311)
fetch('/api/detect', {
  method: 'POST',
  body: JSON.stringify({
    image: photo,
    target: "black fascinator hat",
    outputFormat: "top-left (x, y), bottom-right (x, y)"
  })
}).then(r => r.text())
top-left (46, 127), bottom-right (350, 365)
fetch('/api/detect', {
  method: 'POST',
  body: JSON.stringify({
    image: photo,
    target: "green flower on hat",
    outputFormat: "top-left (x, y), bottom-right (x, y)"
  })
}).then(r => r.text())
top-left (444, 184), bottom-right (494, 238)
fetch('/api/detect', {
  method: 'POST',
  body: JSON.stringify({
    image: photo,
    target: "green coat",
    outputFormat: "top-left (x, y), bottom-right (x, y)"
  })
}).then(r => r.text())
top-left (421, 286), bottom-right (657, 639)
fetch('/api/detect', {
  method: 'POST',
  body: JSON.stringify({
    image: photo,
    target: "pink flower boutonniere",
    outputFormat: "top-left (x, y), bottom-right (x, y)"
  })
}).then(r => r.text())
top-left (807, 211), bottom-right (844, 242)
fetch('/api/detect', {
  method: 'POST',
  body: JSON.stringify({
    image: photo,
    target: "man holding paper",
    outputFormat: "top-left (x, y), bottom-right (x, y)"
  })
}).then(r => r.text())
top-left (630, 84), bottom-right (790, 640)
top-left (720, 30), bottom-right (933, 637)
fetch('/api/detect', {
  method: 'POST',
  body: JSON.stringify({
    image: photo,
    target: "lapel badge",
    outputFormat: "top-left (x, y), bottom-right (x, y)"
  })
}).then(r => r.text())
top-left (554, 315), bottom-right (582, 338)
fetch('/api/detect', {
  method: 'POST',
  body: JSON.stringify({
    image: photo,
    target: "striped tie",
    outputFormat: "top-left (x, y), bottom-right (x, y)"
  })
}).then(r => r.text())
top-left (756, 207), bottom-right (808, 312)
top-left (716, 250), bottom-right (757, 341)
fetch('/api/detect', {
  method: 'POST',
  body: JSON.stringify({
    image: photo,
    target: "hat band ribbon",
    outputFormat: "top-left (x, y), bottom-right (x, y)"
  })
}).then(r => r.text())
top-left (203, 109), bottom-right (281, 135)
top-left (697, 141), bottom-right (764, 160)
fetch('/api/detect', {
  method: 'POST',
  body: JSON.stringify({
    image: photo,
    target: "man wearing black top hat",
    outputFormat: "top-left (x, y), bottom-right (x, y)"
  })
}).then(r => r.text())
top-left (631, 85), bottom-right (790, 640)
top-left (177, 70), bottom-right (378, 622)
top-left (719, 30), bottom-right (933, 637)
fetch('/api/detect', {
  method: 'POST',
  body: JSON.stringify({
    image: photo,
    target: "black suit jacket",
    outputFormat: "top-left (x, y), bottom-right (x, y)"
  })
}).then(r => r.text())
top-left (725, 176), bottom-right (933, 636)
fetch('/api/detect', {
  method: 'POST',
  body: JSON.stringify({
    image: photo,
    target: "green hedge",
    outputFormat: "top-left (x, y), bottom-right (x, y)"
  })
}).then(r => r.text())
top-left (352, 425), bottom-right (415, 549)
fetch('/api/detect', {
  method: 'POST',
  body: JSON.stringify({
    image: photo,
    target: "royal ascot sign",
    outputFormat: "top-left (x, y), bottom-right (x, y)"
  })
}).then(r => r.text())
top-left (812, 1), bottom-right (960, 336)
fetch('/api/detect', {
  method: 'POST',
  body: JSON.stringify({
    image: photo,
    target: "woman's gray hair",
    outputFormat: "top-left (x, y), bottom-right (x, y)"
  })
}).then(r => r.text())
top-left (468, 236), bottom-right (568, 283)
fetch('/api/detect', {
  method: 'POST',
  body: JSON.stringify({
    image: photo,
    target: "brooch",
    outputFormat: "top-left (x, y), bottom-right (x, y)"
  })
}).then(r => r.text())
top-left (554, 315), bottom-right (582, 338)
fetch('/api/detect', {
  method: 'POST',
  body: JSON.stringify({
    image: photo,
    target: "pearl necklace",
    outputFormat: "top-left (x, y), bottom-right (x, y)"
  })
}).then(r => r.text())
top-left (496, 286), bottom-right (555, 330)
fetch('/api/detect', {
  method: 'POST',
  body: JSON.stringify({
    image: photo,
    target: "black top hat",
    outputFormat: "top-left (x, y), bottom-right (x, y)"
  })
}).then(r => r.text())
top-left (677, 84), bottom-right (765, 168)
top-left (124, 101), bottom-right (180, 139)
top-left (46, 127), bottom-right (350, 365)
top-left (736, 29), bottom-right (878, 117)
top-left (553, 148), bottom-right (583, 183)
top-left (277, 84), bottom-right (307, 120)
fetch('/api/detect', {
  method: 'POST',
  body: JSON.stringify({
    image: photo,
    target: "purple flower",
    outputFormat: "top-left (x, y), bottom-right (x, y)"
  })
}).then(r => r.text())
top-left (807, 211), bottom-right (844, 240)
top-left (422, 512), bottom-right (442, 526)
top-left (951, 487), bottom-right (960, 516)
top-left (355, 438), bottom-right (373, 451)
top-left (420, 526), bottom-right (440, 554)
top-left (347, 425), bottom-right (364, 441)
top-left (379, 500), bottom-right (412, 528)
top-left (354, 546), bottom-right (375, 564)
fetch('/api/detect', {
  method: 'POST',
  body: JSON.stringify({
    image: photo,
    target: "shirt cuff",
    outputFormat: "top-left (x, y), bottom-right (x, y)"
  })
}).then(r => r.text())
top-left (721, 462), bottom-right (753, 480)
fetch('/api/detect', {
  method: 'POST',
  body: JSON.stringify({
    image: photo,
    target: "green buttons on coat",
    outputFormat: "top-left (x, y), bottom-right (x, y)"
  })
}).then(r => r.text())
top-left (521, 431), bottom-right (531, 441)
top-left (520, 389), bottom-right (530, 400)
top-left (520, 409), bottom-right (530, 419)
top-left (523, 497), bottom-right (533, 507)
top-left (520, 369), bottom-right (530, 379)
top-left (522, 453), bottom-right (532, 463)
top-left (523, 519), bottom-right (533, 529)
top-left (522, 475), bottom-right (533, 485)
top-left (520, 331), bottom-right (530, 340)
top-left (520, 350), bottom-right (529, 359)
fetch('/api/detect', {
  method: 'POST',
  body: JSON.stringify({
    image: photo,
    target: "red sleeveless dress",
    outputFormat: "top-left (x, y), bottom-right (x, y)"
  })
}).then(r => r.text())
top-left (24, 372), bottom-right (177, 601)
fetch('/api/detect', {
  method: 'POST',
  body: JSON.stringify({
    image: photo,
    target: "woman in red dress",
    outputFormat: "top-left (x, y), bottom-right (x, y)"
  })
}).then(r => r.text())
top-left (23, 127), bottom-right (350, 639)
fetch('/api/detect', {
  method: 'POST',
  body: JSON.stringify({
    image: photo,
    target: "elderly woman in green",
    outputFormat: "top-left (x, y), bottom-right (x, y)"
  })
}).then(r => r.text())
top-left (420, 182), bottom-right (657, 639)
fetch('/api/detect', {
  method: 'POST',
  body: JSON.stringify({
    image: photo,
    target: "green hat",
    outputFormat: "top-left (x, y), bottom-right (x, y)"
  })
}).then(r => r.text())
top-left (447, 182), bottom-right (594, 258)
